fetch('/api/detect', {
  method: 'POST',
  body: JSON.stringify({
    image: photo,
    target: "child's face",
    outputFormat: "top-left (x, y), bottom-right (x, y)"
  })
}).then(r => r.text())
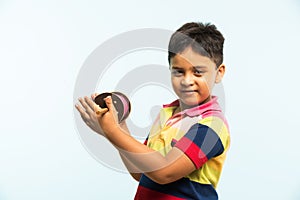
top-left (170, 47), bottom-right (224, 109)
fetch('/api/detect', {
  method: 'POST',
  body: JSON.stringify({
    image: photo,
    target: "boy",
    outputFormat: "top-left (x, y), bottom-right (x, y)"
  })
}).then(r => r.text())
top-left (75, 22), bottom-right (230, 200)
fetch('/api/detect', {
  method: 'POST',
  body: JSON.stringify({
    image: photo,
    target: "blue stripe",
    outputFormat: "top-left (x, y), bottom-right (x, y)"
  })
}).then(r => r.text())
top-left (184, 123), bottom-right (224, 159)
top-left (138, 175), bottom-right (218, 200)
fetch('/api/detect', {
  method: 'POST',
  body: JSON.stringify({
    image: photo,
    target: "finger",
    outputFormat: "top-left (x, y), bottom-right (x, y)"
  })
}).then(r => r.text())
top-left (78, 97), bottom-right (89, 110)
top-left (78, 97), bottom-right (96, 117)
top-left (95, 108), bottom-right (108, 115)
top-left (75, 103), bottom-right (90, 121)
top-left (84, 96), bottom-right (98, 111)
top-left (91, 93), bottom-right (100, 101)
top-left (85, 96), bottom-right (106, 115)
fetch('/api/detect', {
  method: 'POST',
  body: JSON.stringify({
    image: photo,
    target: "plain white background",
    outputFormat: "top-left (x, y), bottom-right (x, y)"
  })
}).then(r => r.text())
top-left (1, 0), bottom-right (300, 199)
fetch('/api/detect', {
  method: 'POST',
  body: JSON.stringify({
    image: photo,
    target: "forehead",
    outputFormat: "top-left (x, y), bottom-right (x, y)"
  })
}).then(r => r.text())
top-left (170, 47), bottom-right (216, 69)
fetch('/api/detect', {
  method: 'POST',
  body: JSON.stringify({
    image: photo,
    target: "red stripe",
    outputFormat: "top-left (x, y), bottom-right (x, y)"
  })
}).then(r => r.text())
top-left (143, 139), bottom-right (148, 145)
top-left (163, 100), bottom-right (179, 108)
top-left (134, 186), bottom-right (185, 200)
top-left (175, 137), bottom-right (208, 168)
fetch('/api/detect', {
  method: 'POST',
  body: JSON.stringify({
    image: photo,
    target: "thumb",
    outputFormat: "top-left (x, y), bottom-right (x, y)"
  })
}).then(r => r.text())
top-left (104, 96), bottom-right (116, 112)
top-left (104, 96), bottom-right (119, 122)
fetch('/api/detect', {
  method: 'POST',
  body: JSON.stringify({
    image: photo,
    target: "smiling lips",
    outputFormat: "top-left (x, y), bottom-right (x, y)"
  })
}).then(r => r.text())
top-left (181, 90), bottom-right (198, 95)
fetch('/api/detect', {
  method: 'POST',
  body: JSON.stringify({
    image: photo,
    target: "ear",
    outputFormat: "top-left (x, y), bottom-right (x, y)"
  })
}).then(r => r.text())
top-left (215, 64), bottom-right (226, 83)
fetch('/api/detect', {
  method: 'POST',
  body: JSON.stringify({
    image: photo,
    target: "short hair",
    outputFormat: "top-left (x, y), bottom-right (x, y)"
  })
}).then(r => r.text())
top-left (168, 22), bottom-right (225, 68)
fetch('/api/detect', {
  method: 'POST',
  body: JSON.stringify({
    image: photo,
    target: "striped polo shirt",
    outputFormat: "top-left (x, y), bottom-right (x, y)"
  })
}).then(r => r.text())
top-left (134, 96), bottom-right (230, 200)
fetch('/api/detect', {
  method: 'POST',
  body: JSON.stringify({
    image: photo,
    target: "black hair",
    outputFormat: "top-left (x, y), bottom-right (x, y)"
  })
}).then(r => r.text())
top-left (168, 22), bottom-right (224, 68)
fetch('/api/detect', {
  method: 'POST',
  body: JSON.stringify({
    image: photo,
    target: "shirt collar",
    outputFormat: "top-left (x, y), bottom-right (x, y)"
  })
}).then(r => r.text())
top-left (162, 96), bottom-right (222, 117)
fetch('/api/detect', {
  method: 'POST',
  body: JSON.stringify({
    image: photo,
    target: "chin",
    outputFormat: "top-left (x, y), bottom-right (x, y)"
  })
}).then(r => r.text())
top-left (180, 97), bottom-right (209, 107)
top-left (180, 100), bottom-right (200, 108)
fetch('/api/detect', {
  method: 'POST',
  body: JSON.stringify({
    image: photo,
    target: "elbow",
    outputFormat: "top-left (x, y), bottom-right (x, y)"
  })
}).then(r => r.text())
top-left (155, 179), bottom-right (171, 185)
top-left (130, 173), bottom-right (142, 182)
top-left (149, 174), bottom-right (176, 185)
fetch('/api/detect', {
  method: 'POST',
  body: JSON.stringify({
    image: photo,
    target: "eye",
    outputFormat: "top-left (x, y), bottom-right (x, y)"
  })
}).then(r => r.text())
top-left (171, 69), bottom-right (184, 76)
top-left (194, 70), bottom-right (204, 76)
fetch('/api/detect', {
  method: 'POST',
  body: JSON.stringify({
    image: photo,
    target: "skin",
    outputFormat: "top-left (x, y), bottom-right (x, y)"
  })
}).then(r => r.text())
top-left (171, 47), bottom-right (225, 112)
top-left (75, 47), bottom-right (225, 184)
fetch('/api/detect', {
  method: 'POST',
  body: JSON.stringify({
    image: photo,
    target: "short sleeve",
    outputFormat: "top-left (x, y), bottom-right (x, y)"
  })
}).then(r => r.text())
top-left (174, 123), bottom-right (225, 169)
top-left (143, 135), bottom-right (149, 145)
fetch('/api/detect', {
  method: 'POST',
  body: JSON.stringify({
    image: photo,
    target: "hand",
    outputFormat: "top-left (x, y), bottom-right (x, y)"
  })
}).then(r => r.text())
top-left (93, 92), bottom-right (130, 135)
top-left (75, 94), bottom-right (108, 136)
top-left (96, 95), bottom-right (120, 135)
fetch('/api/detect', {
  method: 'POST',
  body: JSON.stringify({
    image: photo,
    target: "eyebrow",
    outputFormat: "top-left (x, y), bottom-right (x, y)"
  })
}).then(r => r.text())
top-left (171, 65), bottom-right (208, 69)
top-left (194, 66), bottom-right (208, 70)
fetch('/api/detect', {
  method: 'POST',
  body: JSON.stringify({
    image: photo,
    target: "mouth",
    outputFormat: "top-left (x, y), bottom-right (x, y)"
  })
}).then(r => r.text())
top-left (181, 90), bottom-right (198, 94)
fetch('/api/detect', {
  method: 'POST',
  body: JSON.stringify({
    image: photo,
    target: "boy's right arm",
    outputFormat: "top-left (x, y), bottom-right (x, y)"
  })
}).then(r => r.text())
top-left (91, 93), bottom-right (142, 181)
top-left (77, 96), bottom-right (197, 185)
top-left (119, 121), bottom-right (142, 182)
top-left (119, 152), bottom-right (142, 181)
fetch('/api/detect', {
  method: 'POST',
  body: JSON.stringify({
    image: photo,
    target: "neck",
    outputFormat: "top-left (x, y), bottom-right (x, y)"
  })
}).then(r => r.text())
top-left (179, 95), bottom-right (212, 111)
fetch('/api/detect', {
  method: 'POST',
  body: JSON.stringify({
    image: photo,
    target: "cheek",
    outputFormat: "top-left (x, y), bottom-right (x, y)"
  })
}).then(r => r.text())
top-left (171, 78), bottom-right (178, 90)
top-left (171, 77), bottom-right (181, 94)
top-left (197, 76), bottom-right (209, 85)
top-left (197, 76), bottom-right (214, 90)
top-left (171, 77), bottom-right (179, 86)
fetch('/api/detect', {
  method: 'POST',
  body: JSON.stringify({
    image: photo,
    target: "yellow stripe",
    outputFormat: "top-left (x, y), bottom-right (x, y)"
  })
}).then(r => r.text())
top-left (147, 108), bottom-right (230, 188)
top-left (186, 116), bottom-right (230, 188)
top-left (199, 116), bottom-right (230, 150)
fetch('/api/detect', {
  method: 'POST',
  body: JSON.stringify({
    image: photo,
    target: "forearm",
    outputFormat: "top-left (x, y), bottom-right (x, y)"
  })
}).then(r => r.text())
top-left (105, 126), bottom-right (168, 173)
top-left (116, 122), bottom-right (142, 182)
top-left (105, 127), bottom-right (195, 184)
top-left (119, 152), bottom-right (142, 182)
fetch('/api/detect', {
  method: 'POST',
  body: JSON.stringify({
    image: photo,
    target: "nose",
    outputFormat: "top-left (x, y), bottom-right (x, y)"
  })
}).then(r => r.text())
top-left (180, 74), bottom-right (194, 86)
